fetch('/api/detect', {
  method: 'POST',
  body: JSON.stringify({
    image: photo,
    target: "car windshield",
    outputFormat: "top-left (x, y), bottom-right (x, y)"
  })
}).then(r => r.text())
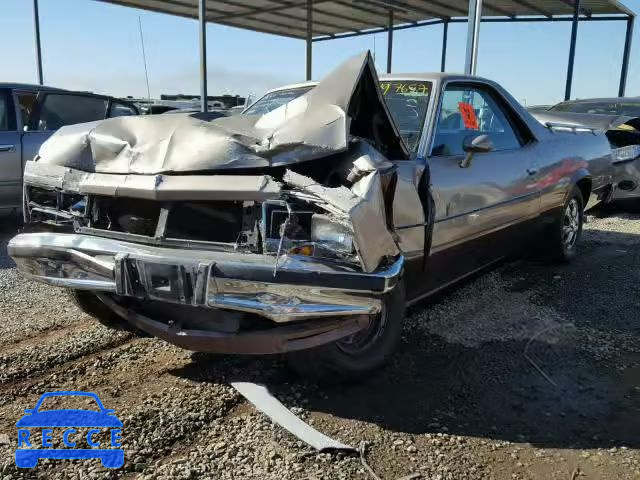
top-left (550, 100), bottom-right (640, 117)
top-left (37, 395), bottom-right (101, 412)
top-left (243, 80), bottom-right (433, 153)
top-left (243, 86), bottom-right (314, 115)
top-left (380, 80), bottom-right (432, 152)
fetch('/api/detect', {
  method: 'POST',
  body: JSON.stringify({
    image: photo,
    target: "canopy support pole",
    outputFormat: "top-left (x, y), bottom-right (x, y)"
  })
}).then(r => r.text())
top-left (306, 0), bottom-right (313, 80)
top-left (387, 10), bottom-right (394, 73)
top-left (33, 0), bottom-right (43, 85)
top-left (441, 20), bottom-right (449, 72)
top-left (199, 0), bottom-right (208, 112)
top-left (618, 15), bottom-right (634, 97)
top-left (564, 0), bottom-right (580, 101)
top-left (464, 0), bottom-right (483, 75)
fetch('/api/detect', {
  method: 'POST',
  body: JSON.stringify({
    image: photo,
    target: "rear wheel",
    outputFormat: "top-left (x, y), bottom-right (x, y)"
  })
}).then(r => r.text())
top-left (287, 282), bottom-right (405, 383)
top-left (71, 290), bottom-right (132, 331)
top-left (545, 186), bottom-right (584, 262)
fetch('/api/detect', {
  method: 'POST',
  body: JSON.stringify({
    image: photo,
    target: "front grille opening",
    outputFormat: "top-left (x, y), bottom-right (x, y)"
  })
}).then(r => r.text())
top-left (165, 201), bottom-right (244, 243)
top-left (28, 187), bottom-right (57, 208)
top-left (92, 197), bottom-right (161, 236)
top-left (27, 186), bottom-right (86, 223)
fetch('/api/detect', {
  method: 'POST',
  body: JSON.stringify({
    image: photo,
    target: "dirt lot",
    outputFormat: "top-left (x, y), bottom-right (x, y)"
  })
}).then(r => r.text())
top-left (1, 206), bottom-right (639, 480)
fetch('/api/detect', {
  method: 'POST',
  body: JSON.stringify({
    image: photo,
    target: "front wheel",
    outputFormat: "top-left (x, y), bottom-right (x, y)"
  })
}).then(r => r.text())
top-left (545, 186), bottom-right (585, 262)
top-left (287, 282), bottom-right (405, 383)
top-left (71, 290), bottom-right (133, 331)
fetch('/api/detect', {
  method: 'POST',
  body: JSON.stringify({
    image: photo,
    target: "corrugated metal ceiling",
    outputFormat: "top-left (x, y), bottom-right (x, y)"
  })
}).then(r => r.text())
top-left (97, 0), bottom-right (633, 39)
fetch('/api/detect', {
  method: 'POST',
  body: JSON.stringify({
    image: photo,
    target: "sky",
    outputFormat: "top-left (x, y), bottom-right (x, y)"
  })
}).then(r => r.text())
top-left (1, 0), bottom-right (638, 106)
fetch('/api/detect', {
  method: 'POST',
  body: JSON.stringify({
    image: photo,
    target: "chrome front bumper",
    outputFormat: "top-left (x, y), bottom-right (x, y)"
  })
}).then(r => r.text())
top-left (8, 233), bottom-right (403, 323)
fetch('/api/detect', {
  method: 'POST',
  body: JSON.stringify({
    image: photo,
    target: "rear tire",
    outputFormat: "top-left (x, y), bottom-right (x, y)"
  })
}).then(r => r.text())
top-left (287, 282), bottom-right (405, 383)
top-left (545, 186), bottom-right (584, 262)
top-left (71, 290), bottom-right (132, 331)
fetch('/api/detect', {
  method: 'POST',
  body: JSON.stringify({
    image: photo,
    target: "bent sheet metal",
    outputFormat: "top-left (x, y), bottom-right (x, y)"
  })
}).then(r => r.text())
top-left (231, 382), bottom-right (356, 452)
top-left (23, 51), bottom-right (409, 273)
top-left (33, 51), bottom-right (408, 174)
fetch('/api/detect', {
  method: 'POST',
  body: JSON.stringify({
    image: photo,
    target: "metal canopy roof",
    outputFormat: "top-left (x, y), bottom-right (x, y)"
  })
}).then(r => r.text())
top-left (97, 0), bottom-right (634, 40)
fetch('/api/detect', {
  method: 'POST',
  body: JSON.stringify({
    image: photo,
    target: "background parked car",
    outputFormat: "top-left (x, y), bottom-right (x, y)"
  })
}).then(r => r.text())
top-left (542, 98), bottom-right (640, 208)
top-left (548, 97), bottom-right (640, 117)
top-left (0, 83), bottom-right (139, 217)
top-left (526, 104), bottom-right (552, 113)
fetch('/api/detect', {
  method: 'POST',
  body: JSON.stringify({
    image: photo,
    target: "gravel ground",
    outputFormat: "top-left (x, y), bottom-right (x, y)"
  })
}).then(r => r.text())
top-left (0, 206), bottom-right (639, 480)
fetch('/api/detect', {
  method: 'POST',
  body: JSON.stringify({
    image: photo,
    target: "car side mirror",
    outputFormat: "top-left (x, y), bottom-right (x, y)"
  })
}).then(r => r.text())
top-left (460, 134), bottom-right (494, 168)
top-left (24, 409), bottom-right (34, 414)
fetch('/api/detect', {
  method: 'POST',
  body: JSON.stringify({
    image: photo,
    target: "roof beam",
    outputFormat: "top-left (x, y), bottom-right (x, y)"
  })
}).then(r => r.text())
top-left (211, 0), bottom-right (357, 33)
top-left (98, 0), bottom-right (308, 37)
top-left (212, 0), bottom-right (327, 21)
top-left (362, 0), bottom-right (456, 18)
top-left (264, 0), bottom-right (391, 29)
top-left (555, 0), bottom-right (594, 17)
top-left (482, 1), bottom-right (516, 18)
top-left (313, 17), bottom-right (443, 41)
top-left (331, 0), bottom-right (417, 24)
top-left (412, 0), bottom-right (467, 17)
top-left (421, 0), bottom-right (466, 17)
top-left (508, 0), bottom-right (553, 18)
top-left (556, 0), bottom-right (577, 9)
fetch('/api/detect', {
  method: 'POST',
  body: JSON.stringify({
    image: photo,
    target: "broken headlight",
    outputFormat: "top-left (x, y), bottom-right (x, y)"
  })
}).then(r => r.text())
top-left (311, 214), bottom-right (354, 254)
top-left (262, 201), bottom-right (356, 262)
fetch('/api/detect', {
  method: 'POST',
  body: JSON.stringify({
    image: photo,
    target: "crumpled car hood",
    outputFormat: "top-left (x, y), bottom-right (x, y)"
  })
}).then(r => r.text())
top-left (34, 52), bottom-right (408, 174)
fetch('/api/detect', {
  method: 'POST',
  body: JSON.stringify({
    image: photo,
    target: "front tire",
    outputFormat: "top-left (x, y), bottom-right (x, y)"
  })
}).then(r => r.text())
top-left (545, 186), bottom-right (584, 262)
top-left (287, 282), bottom-right (406, 383)
top-left (71, 290), bottom-right (132, 331)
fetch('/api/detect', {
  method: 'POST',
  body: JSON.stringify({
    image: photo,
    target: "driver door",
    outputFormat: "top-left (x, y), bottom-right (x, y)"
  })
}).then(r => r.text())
top-left (428, 82), bottom-right (540, 256)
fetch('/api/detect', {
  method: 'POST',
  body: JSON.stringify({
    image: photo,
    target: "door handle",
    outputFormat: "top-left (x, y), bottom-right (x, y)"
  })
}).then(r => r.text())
top-left (526, 167), bottom-right (538, 176)
top-left (0, 144), bottom-right (16, 152)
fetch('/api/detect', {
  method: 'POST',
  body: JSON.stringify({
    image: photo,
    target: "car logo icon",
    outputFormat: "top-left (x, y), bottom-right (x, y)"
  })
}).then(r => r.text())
top-left (15, 391), bottom-right (123, 468)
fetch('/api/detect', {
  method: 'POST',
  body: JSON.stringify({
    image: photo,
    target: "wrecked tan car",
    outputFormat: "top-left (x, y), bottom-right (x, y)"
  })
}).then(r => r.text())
top-left (9, 53), bottom-right (640, 381)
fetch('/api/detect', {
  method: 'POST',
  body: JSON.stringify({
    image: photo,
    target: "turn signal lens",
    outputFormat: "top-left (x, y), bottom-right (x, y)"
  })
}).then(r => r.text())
top-left (290, 244), bottom-right (314, 256)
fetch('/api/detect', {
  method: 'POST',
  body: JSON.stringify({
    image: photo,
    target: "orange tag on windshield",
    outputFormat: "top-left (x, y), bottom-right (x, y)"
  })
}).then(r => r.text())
top-left (458, 102), bottom-right (479, 130)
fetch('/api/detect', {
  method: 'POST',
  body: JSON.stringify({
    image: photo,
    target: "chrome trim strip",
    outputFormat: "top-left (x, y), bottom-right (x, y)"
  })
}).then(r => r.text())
top-left (209, 294), bottom-right (377, 322)
top-left (22, 273), bottom-right (116, 291)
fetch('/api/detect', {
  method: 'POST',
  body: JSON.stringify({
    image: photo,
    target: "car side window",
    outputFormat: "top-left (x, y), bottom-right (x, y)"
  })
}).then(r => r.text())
top-left (432, 84), bottom-right (522, 157)
top-left (15, 91), bottom-right (38, 130)
top-left (34, 94), bottom-right (108, 131)
top-left (108, 102), bottom-right (138, 118)
top-left (0, 92), bottom-right (9, 131)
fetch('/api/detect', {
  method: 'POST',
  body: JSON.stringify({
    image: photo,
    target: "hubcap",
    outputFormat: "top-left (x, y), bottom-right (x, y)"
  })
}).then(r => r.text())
top-left (336, 305), bottom-right (387, 355)
top-left (562, 198), bottom-right (580, 250)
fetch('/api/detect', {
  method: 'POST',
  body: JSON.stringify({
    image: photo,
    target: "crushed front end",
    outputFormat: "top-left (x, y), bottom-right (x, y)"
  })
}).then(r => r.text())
top-left (9, 162), bottom-right (404, 354)
top-left (9, 52), bottom-right (415, 355)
